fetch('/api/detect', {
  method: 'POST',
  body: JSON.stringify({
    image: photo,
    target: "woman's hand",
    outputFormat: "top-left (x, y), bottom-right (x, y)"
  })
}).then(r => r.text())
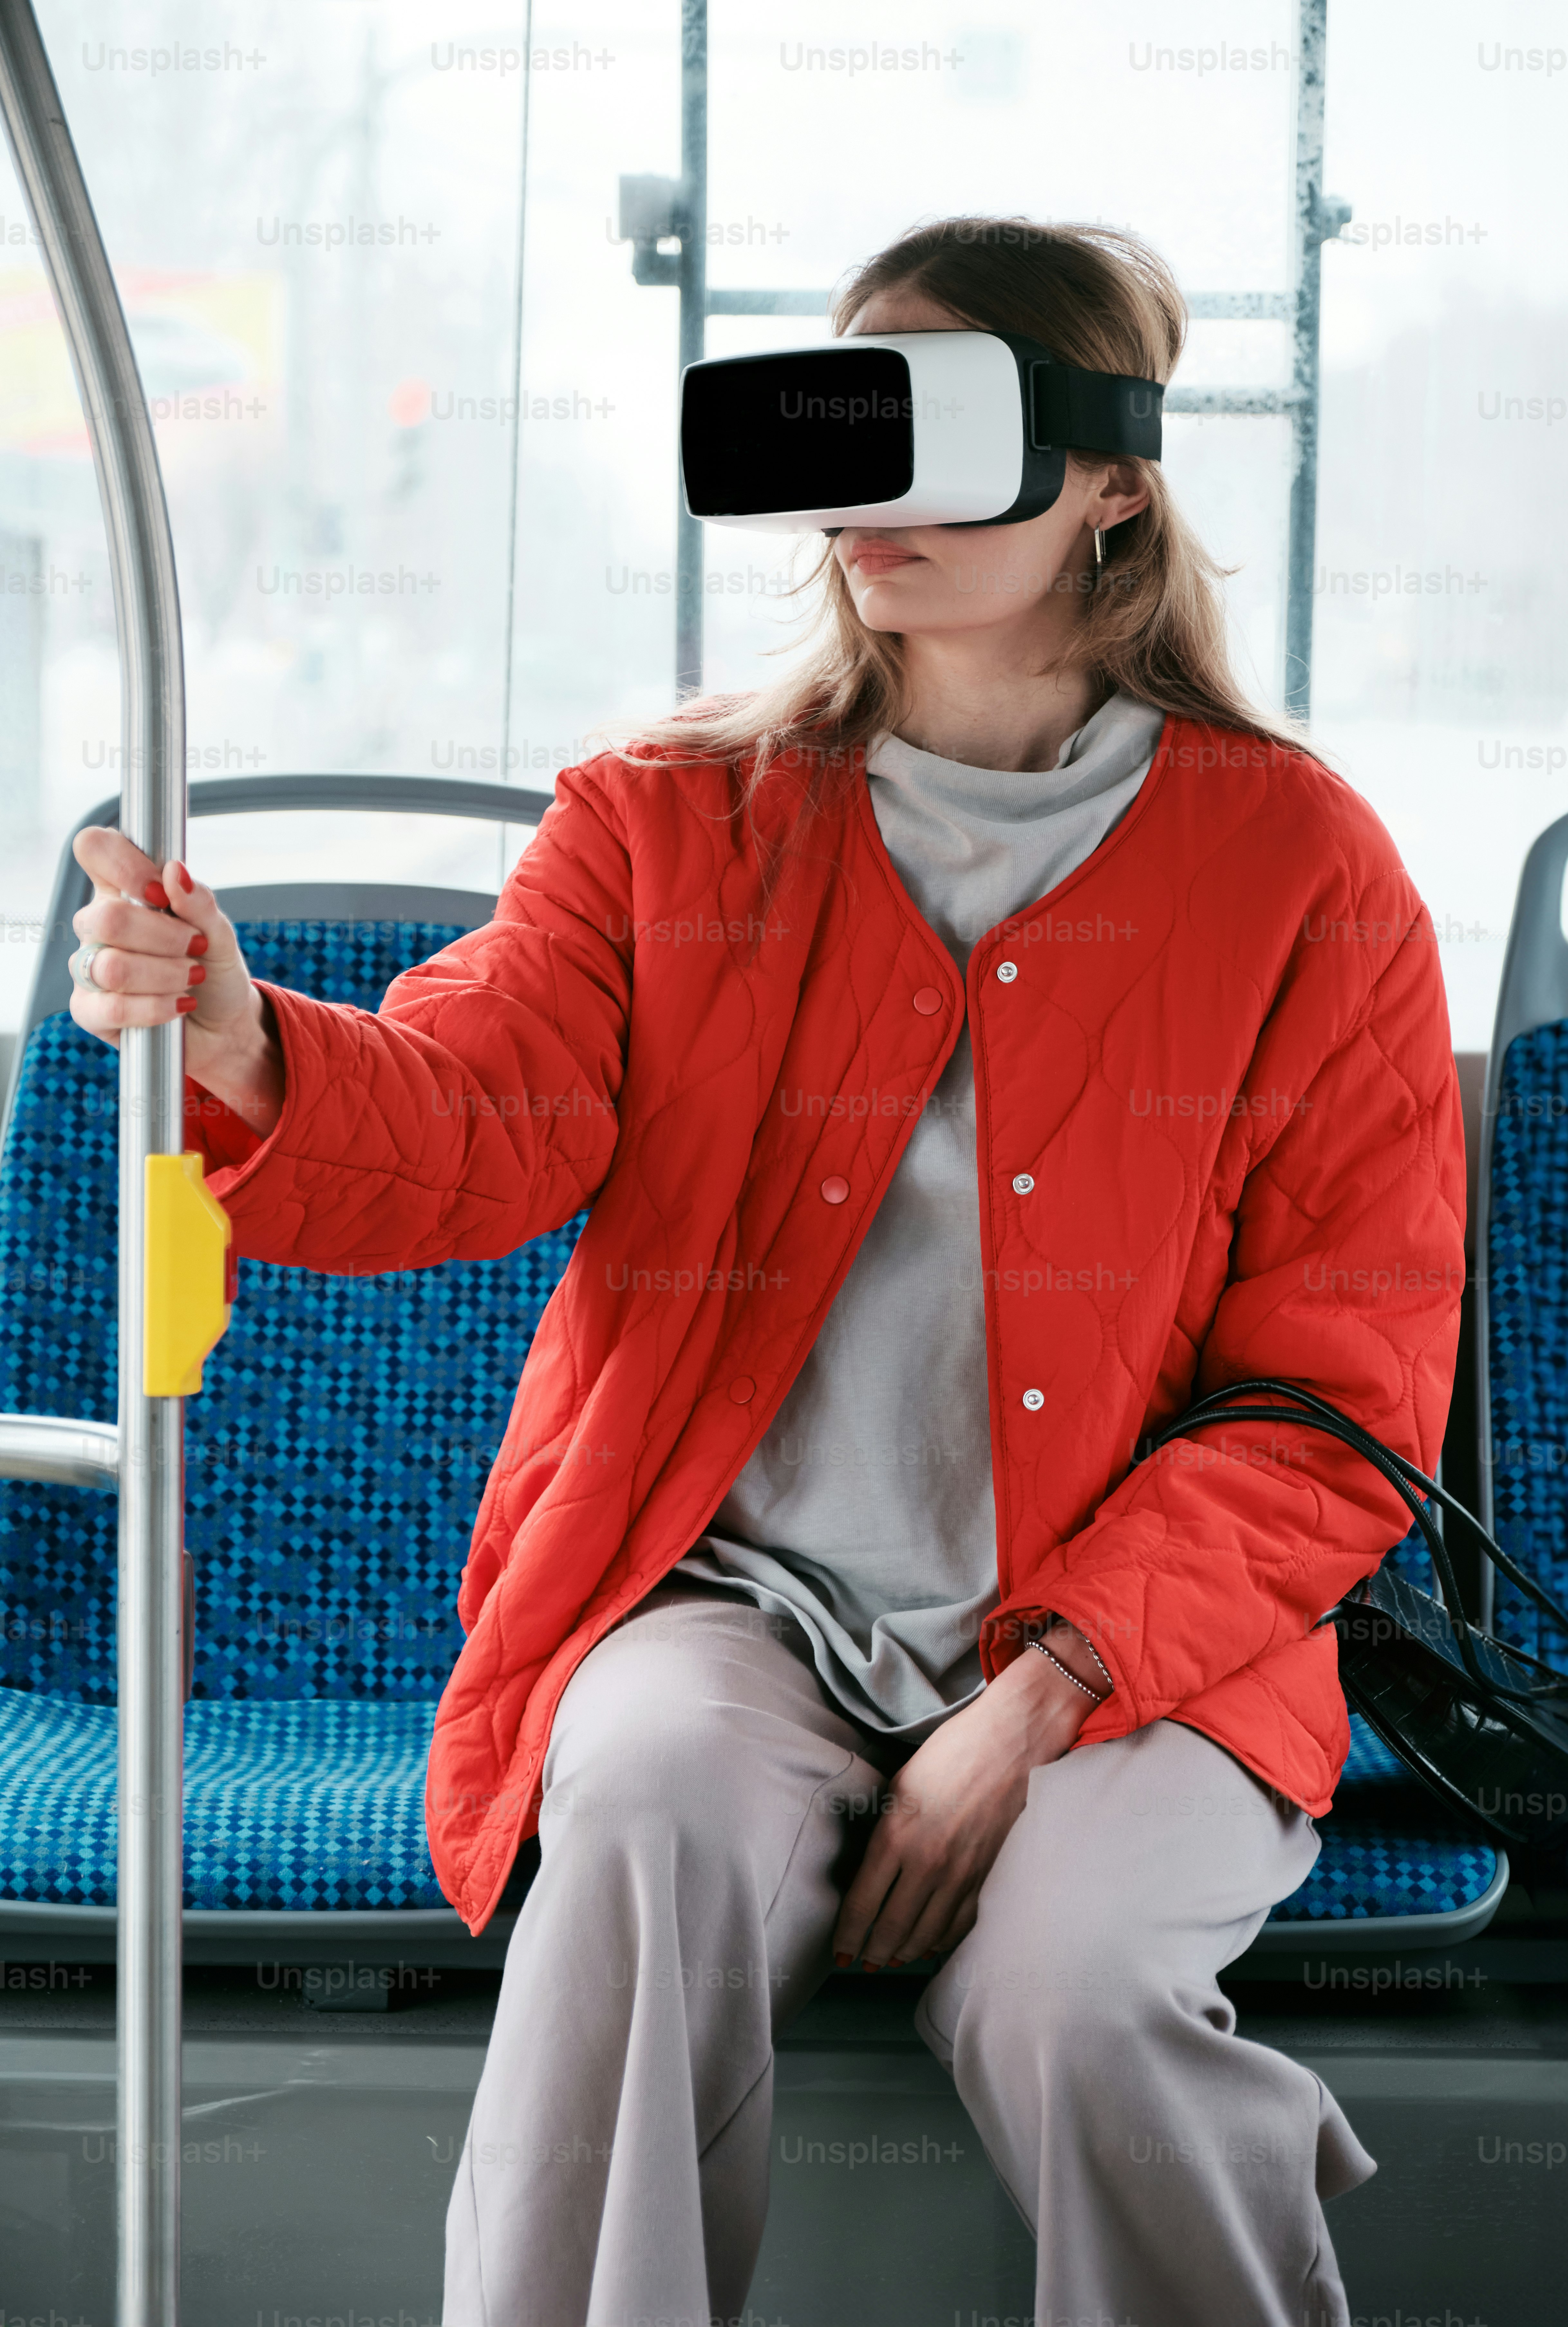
top-left (831, 1625), bottom-right (1106, 1969)
top-left (69, 826), bottom-right (285, 1138)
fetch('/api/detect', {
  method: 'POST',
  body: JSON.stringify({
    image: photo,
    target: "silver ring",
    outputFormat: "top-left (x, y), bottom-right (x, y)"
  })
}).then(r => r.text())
top-left (72, 941), bottom-right (108, 992)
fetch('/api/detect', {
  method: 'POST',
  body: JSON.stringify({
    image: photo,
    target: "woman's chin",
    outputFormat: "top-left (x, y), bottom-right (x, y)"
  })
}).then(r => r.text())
top-left (849, 580), bottom-right (947, 630)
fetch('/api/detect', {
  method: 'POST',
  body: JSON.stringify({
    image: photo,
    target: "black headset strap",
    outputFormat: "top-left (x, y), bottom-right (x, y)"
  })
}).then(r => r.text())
top-left (989, 331), bottom-right (1164, 461)
top-left (1028, 362), bottom-right (1162, 459)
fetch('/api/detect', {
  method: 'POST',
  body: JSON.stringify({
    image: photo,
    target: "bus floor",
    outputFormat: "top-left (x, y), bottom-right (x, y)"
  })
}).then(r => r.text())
top-left (2, 1936), bottom-right (1565, 2326)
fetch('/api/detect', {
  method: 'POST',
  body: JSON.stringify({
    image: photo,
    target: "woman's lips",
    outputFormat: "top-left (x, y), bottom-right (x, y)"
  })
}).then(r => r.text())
top-left (850, 542), bottom-right (924, 575)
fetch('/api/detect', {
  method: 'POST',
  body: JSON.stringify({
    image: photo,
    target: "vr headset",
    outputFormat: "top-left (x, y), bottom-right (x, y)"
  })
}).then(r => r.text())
top-left (680, 331), bottom-right (1163, 534)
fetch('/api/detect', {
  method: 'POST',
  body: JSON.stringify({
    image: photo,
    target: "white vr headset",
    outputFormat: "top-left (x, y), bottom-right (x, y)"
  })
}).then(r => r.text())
top-left (680, 330), bottom-right (1163, 533)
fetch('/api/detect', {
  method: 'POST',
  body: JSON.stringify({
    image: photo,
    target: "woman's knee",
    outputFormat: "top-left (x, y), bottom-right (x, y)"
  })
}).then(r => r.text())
top-left (957, 1938), bottom-right (1149, 2034)
top-left (541, 1673), bottom-right (746, 1840)
top-left (541, 1597), bottom-right (853, 1842)
top-left (533, 1602), bottom-right (867, 1933)
top-left (932, 1894), bottom-right (1171, 2083)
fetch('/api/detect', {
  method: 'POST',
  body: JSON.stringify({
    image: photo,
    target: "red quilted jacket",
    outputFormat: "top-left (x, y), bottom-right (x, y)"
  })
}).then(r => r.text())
top-left (190, 715), bottom-right (1465, 1933)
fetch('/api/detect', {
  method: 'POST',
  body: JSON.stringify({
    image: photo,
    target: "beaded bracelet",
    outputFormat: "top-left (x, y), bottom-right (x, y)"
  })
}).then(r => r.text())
top-left (1077, 1631), bottom-right (1116, 1694)
top-left (1027, 1634), bottom-right (1112, 1702)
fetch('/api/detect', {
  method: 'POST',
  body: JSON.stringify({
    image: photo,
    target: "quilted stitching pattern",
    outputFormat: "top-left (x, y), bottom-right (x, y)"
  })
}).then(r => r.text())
top-left (1487, 1021), bottom-right (1568, 1669)
top-left (160, 729), bottom-right (1465, 1930)
top-left (3, 730), bottom-right (1470, 1927)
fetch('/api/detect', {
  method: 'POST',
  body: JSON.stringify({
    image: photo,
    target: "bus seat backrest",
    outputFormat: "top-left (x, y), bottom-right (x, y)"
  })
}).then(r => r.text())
top-left (1487, 1017), bottom-right (1568, 1670)
top-left (0, 917), bottom-right (583, 1705)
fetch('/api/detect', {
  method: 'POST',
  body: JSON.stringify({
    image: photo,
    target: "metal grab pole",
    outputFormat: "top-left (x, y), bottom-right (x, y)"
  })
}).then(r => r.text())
top-left (675, 0), bottom-right (706, 695)
top-left (0, 7), bottom-right (187, 2325)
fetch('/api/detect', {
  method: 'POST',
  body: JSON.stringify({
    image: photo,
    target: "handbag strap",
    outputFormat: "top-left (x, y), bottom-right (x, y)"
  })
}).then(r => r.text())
top-left (1133, 1378), bottom-right (1568, 1706)
top-left (1171, 1374), bottom-right (1568, 1637)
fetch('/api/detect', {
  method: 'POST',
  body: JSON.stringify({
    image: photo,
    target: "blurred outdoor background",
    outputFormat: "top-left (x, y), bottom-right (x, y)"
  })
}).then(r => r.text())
top-left (0, 0), bottom-right (1562, 1052)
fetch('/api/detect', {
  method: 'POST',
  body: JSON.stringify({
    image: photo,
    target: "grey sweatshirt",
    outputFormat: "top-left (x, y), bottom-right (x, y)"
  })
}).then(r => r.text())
top-left (673, 692), bottom-right (1168, 1740)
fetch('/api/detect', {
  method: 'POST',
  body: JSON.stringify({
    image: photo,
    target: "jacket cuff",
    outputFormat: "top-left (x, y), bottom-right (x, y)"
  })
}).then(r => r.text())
top-left (982, 1584), bottom-right (1136, 1710)
top-left (182, 1076), bottom-right (264, 1173)
top-left (180, 980), bottom-right (323, 1208)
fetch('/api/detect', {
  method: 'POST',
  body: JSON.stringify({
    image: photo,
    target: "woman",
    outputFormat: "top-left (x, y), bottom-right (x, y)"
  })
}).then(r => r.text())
top-left (70, 219), bottom-right (1463, 2327)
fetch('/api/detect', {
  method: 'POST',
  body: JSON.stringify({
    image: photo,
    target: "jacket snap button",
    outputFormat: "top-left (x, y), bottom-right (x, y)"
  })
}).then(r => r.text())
top-left (820, 1175), bottom-right (850, 1204)
top-left (729, 1376), bottom-right (756, 1405)
top-left (1012, 1172), bottom-right (1035, 1195)
top-left (1021, 1387), bottom-right (1045, 1411)
top-left (912, 986), bottom-right (944, 1015)
top-left (996, 960), bottom-right (1019, 984)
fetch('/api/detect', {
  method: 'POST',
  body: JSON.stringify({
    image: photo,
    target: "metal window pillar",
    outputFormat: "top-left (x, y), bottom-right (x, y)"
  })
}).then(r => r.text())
top-left (0, 5), bottom-right (188, 2325)
top-left (620, 0), bottom-right (1346, 719)
top-left (1165, 0), bottom-right (1347, 720)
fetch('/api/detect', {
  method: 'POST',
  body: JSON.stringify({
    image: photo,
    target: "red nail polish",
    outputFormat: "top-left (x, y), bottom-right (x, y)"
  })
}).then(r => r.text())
top-left (144, 881), bottom-right (170, 909)
top-left (186, 932), bottom-right (208, 957)
top-left (187, 965), bottom-right (206, 986)
top-left (886, 1959), bottom-right (906, 1971)
top-left (175, 994), bottom-right (198, 1014)
top-left (833, 1952), bottom-right (852, 1969)
top-left (173, 862), bottom-right (194, 894)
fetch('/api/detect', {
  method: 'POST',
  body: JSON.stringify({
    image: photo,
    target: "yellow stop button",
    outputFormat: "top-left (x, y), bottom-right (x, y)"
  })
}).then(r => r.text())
top-left (144, 1151), bottom-right (234, 1397)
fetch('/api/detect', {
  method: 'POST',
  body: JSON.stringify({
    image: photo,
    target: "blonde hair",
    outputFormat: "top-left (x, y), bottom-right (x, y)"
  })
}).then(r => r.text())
top-left (624, 215), bottom-right (1300, 826)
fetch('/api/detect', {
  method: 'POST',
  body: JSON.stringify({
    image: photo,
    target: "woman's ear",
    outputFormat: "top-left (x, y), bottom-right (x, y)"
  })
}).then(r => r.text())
top-left (1092, 460), bottom-right (1152, 532)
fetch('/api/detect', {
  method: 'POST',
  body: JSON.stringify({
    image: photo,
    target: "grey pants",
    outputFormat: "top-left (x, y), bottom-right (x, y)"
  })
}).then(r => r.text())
top-left (443, 1587), bottom-right (1375, 2327)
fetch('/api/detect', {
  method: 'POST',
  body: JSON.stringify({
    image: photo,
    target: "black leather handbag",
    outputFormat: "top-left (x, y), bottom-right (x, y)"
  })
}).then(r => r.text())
top-left (1134, 1378), bottom-right (1568, 1863)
